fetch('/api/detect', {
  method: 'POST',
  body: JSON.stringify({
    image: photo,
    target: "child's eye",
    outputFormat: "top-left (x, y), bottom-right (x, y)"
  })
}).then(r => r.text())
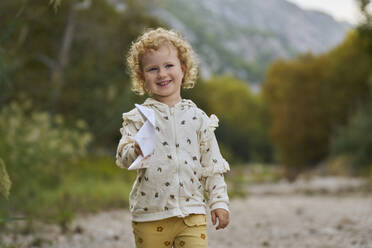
top-left (147, 67), bottom-right (158, 72)
top-left (166, 64), bottom-right (174, 68)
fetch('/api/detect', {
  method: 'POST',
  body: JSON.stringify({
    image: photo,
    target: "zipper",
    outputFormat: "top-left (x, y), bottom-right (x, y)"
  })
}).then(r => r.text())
top-left (169, 106), bottom-right (184, 216)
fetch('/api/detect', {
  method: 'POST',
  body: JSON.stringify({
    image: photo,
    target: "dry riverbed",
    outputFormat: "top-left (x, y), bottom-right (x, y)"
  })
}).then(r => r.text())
top-left (3, 177), bottom-right (372, 248)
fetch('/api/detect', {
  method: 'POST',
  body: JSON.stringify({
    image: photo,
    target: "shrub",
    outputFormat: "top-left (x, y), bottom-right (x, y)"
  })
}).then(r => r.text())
top-left (330, 100), bottom-right (372, 175)
top-left (0, 159), bottom-right (11, 200)
top-left (0, 100), bottom-right (92, 220)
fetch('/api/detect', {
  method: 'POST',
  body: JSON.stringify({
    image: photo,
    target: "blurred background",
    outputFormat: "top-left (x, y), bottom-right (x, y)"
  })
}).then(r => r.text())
top-left (0, 0), bottom-right (372, 247)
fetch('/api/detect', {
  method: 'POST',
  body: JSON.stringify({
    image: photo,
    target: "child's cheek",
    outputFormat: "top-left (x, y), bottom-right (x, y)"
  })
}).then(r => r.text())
top-left (142, 74), bottom-right (150, 87)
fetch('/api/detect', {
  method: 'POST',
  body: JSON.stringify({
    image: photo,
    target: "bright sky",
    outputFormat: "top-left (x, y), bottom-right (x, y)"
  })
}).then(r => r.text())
top-left (287, 0), bottom-right (362, 24)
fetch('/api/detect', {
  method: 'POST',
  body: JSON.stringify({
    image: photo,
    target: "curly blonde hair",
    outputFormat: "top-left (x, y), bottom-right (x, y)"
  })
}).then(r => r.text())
top-left (126, 27), bottom-right (199, 95)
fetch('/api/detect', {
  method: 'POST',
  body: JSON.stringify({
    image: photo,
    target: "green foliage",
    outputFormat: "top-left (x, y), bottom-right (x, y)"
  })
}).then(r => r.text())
top-left (357, 0), bottom-right (372, 29)
top-left (0, 245), bottom-right (21, 248)
top-left (49, 0), bottom-right (62, 11)
top-left (30, 156), bottom-right (136, 228)
top-left (0, 101), bottom-right (136, 227)
top-left (0, 0), bottom-right (164, 152)
top-left (330, 99), bottom-right (372, 174)
top-left (0, 159), bottom-right (11, 199)
top-left (0, 154), bottom-right (135, 231)
top-left (263, 53), bottom-right (332, 168)
top-left (0, 100), bottom-right (91, 223)
top-left (187, 76), bottom-right (273, 163)
top-left (263, 31), bottom-right (372, 174)
top-left (226, 163), bottom-right (282, 197)
top-left (57, 157), bottom-right (136, 212)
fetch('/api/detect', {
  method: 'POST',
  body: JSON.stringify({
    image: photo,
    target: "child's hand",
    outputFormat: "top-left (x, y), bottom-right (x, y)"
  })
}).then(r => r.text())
top-left (211, 208), bottom-right (230, 230)
top-left (134, 143), bottom-right (151, 159)
top-left (134, 143), bottom-right (143, 156)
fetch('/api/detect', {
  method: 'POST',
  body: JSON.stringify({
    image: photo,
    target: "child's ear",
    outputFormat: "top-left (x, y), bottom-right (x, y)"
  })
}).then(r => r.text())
top-left (181, 64), bottom-right (186, 84)
top-left (181, 64), bottom-right (186, 75)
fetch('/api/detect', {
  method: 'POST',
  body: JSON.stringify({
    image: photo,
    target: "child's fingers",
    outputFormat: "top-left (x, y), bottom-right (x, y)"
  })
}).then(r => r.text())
top-left (216, 215), bottom-right (229, 230)
top-left (134, 143), bottom-right (143, 156)
top-left (211, 211), bottom-right (217, 225)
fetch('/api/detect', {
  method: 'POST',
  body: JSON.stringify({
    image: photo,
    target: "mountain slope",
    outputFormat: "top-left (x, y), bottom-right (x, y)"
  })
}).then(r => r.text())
top-left (149, 0), bottom-right (351, 83)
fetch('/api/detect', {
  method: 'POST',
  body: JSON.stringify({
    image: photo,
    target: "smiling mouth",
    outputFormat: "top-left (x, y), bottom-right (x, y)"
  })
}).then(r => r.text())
top-left (157, 80), bottom-right (171, 87)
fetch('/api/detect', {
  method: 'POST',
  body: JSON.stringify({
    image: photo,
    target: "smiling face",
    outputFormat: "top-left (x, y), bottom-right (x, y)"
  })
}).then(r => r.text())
top-left (141, 44), bottom-right (185, 106)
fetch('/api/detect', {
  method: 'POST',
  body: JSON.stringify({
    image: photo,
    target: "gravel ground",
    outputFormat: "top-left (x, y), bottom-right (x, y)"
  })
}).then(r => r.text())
top-left (3, 177), bottom-right (372, 248)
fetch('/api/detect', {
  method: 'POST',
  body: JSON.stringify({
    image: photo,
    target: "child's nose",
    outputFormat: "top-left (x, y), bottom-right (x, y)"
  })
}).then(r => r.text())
top-left (158, 68), bottom-right (166, 77)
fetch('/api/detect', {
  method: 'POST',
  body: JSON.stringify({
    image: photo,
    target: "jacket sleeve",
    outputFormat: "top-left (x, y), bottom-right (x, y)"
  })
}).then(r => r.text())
top-left (115, 109), bottom-right (143, 169)
top-left (199, 113), bottom-right (230, 212)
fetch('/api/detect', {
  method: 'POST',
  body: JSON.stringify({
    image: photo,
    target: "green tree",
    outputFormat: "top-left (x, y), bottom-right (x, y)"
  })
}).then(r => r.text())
top-left (328, 0), bottom-right (372, 175)
top-left (188, 76), bottom-right (272, 163)
top-left (331, 97), bottom-right (372, 175)
top-left (0, 0), bottom-right (163, 152)
top-left (0, 100), bottom-right (91, 219)
top-left (263, 31), bottom-right (372, 178)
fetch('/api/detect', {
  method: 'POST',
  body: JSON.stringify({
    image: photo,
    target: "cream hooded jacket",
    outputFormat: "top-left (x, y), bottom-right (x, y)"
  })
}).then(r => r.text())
top-left (115, 98), bottom-right (230, 222)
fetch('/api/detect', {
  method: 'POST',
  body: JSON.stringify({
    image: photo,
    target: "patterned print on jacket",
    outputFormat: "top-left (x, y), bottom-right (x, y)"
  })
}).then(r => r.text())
top-left (115, 98), bottom-right (230, 222)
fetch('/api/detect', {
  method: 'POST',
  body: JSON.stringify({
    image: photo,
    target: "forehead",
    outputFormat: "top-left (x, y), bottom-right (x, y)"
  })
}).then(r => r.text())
top-left (141, 44), bottom-right (179, 66)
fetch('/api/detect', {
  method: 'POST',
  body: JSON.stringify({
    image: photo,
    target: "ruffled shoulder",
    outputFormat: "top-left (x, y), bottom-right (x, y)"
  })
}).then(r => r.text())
top-left (208, 114), bottom-right (219, 131)
top-left (201, 157), bottom-right (230, 177)
top-left (122, 108), bottom-right (142, 123)
top-left (199, 112), bottom-right (230, 176)
top-left (199, 112), bottom-right (220, 137)
top-left (120, 108), bottom-right (143, 133)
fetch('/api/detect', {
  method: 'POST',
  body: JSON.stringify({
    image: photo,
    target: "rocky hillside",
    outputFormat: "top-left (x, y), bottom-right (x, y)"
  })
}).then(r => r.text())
top-left (149, 0), bottom-right (351, 83)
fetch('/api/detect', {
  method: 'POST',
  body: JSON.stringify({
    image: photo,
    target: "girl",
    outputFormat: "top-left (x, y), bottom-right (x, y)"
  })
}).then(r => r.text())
top-left (115, 28), bottom-right (230, 248)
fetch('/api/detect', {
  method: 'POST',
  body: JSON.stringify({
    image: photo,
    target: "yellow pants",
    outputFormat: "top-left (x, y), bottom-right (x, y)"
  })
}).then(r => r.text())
top-left (132, 214), bottom-right (208, 248)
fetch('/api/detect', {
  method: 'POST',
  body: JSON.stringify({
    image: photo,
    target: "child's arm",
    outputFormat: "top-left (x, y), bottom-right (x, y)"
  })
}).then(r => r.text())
top-left (115, 110), bottom-right (143, 168)
top-left (199, 114), bottom-right (230, 229)
top-left (205, 172), bottom-right (230, 230)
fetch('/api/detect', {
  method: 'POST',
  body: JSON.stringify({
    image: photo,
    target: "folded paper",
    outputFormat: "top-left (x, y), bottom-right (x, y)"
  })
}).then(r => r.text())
top-left (128, 104), bottom-right (156, 170)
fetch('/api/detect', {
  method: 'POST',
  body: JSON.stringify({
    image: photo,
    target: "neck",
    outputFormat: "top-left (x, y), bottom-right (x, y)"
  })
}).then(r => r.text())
top-left (153, 95), bottom-right (182, 107)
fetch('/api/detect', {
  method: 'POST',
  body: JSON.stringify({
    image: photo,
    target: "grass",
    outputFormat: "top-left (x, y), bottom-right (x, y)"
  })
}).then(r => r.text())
top-left (226, 163), bottom-right (283, 197)
top-left (1, 156), bottom-right (137, 231)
